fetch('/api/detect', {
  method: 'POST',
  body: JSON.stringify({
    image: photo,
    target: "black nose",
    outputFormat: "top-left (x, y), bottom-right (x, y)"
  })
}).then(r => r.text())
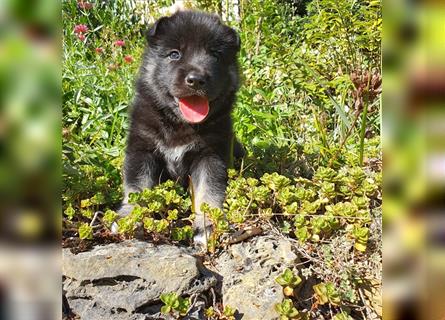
top-left (185, 72), bottom-right (206, 89)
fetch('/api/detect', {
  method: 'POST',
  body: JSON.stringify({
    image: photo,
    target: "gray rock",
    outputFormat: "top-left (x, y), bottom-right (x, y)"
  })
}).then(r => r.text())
top-left (213, 235), bottom-right (299, 320)
top-left (63, 241), bottom-right (216, 320)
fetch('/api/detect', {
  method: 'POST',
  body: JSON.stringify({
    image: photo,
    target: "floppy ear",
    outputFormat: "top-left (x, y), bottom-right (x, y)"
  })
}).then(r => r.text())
top-left (146, 16), bottom-right (169, 41)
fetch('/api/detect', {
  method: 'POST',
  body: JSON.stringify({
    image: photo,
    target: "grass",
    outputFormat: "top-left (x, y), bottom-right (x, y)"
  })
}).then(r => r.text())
top-left (62, 0), bottom-right (382, 319)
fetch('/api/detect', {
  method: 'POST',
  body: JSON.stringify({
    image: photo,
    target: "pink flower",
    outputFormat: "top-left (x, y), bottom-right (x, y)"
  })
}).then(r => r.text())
top-left (95, 47), bottom-right (104, 54)
top-left (74, 24), bottom-right (88, 34)
top-left (77, 34), bottom-right (86, 41)
top-left (124, 55), bottom-right (133, 63)
top-left (78, 1), bottom-right (93, 9)
top-left (114, 40), bottom-right (125, 47)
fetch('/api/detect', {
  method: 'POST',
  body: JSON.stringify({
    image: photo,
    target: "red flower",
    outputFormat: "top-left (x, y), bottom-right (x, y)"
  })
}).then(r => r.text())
top-left (114, 40), bottom-right (125, 47)
top-left (74, 24), bottom-right (88, 34)
top-left (77, 34), bottom-right (86, 41)
top-left (95, 47), bottom-right (104, 54)
top-left (78, 1), bottom-right (93, 9)
top-left (124, 55), bottom-right (134, 63)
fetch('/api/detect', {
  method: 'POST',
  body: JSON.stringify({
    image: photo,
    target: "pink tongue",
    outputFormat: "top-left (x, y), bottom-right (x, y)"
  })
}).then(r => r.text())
top-left (178, 96), bottom-right (209, 123)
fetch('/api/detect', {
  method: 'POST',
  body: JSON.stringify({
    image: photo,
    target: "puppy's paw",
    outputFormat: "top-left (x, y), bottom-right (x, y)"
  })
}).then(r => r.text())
top-left (110, 221), bottom-right (120, 234)
top-left (193, 225), bottom-right (213, 251)
top-left (110, 203), bottom-right (134, 234)
top-left (110, 220), bottom-right (144, 239)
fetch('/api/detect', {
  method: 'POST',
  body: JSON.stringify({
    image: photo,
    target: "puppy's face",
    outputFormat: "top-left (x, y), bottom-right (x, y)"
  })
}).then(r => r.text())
top-left (142, 11), bottom-right (240, 123)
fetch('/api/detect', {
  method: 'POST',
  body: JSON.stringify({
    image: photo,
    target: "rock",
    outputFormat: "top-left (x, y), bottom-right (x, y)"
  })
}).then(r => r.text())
top-left (213, 235), bottom-right (299, 320)
top-left (63, 241), bottom-right (216, 320)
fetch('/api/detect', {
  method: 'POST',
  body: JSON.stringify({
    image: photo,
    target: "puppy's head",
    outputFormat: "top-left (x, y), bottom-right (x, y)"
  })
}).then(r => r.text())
top-left (140, 11), bottom-right (240, 124)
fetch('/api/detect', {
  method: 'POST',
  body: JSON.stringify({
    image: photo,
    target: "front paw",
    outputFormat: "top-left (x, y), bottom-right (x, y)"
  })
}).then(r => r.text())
top-left (110, 204), bottom-right (134, 234)
top-left (193, 225), bottom-right (213, 250)
top-left (110, 221), bottom-right (120, 234)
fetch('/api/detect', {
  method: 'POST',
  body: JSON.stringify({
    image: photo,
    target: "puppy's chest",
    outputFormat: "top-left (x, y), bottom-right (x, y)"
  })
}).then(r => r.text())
top-left (155, 125), bottom-right (205, 178)
top-left (156, 141), bottom-right (197, 165)
top-left (155, 127), bottom-right (201, 176)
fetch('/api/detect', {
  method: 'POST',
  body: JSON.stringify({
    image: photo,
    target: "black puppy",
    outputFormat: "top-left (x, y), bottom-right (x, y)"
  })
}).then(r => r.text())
top-left (119, 11), bottom-right (242, 246)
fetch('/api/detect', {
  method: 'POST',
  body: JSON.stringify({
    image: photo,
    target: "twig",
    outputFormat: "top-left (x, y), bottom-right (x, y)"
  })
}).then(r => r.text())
top-left (185, 293), bottom-right (198, 316)
top-left (90, 211), bottom-right (102, 226)
top-left (358, 287), bottom-right (372, 319)
top-left (244, 212), bottom-right (374, 221)
top-left (358, 68), bottom-right (372, 166)
top-left (210, 287), bottom-right (217, 309)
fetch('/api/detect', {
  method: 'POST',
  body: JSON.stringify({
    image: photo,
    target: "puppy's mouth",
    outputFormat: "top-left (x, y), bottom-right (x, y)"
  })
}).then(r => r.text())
top-left (173, 95), bottom-right (209, 124)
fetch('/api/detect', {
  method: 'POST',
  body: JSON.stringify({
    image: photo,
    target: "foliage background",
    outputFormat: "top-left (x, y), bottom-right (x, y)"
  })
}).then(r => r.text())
top-left (62, 0), bottom-right (382, 318)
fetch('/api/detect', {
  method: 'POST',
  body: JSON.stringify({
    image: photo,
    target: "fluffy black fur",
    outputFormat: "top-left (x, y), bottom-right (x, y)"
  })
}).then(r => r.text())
top-left (120, 11), bottom-right (242, 246)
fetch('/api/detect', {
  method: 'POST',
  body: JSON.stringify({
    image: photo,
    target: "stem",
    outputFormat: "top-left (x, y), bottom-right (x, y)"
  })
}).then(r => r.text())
top-left (359, 67), bottom-right (373, 166)
top-left (358, 97), bottom-right (368, 166)
top-left (229, 134), bottom-right (234, 169)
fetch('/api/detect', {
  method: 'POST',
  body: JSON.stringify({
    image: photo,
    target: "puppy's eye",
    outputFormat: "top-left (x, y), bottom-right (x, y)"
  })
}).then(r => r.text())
top-left (168, 50), bottom-right (181, 60)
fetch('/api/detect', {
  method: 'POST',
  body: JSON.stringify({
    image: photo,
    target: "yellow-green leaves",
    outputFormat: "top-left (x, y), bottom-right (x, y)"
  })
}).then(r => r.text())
top-left (78, 222), bottom-right (93, 240)
top-left (313, 282), bottom-right (341, 305)
top-left (102, 209), bottom-right (118, 227)
top-left (160, 292), bottom-right (190, 316)
top-left (64, 204), bottom-right (75, 220)
top-left (274, 299), bottom-right (299, 320)
top-left (276, 268), bottom-right (302, 288)
top-left (352, 225), bottom-right (369, 252)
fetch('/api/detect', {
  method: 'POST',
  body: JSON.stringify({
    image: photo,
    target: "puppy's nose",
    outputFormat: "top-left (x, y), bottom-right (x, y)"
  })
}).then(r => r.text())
top-left (185, 72), bottom-right (206, 89)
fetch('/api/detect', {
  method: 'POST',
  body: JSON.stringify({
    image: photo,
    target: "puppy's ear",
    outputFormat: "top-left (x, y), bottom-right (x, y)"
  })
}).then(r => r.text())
top-left (227, 27), bottom-right (241, 52)
top-left (210, 13), bottom-right (222, 22)
top-left (146, 16), bottom-right (169, 41)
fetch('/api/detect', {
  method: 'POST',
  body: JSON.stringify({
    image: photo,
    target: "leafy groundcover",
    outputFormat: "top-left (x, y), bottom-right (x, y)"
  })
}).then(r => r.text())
top-left (63, 0), bottom-right (382, 319)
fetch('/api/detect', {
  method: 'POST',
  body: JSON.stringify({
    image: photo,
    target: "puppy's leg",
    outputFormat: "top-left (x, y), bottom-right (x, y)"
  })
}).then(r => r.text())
top-left (190, 155), bottom-right (228, 247)
top-left (112, 151), bottom-right (164, 233)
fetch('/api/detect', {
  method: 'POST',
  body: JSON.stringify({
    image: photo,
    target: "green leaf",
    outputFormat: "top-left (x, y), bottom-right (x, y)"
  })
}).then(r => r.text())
top-left (64, 204), bottom-right (75, 220)
top-left (78, 223), bottom-right (93, 240)
top-left (103, 210), bottom-right (118, 228)
top-left (276, 269), bottom-right (302, 288)
top-left (275, 299), bottom-right (299, 318)
top-left (313, 283), bottom-right (329, 304)
top-left (223, 305), bottom-right (236, 317)
top-left (160, 305), bottom-right (171, 314)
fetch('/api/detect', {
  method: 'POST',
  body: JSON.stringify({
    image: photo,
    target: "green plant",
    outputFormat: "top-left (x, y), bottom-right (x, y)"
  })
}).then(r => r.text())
top-left (160, 292), bottom-right (191, 316)
top-left (275, 268), bottom-right (302, 297)
top-left (351, 225), bottom-right (370, 252)
top-left (223, 306), bottom-right (236, 320)
top-left (205, 306), bottom-right (216, 318)
top-left (62, 0), bottom-right (382, 318)
top-left (112, 181), bottom-right (193, 240)
top-left (103, 209), bottom-right (118, 227)
top-left (78, 222), bottom-right (93, 240)
top-left (313, 282), bottom-right (341, 305)
top-left (275, 299), bottom-right (300, 320)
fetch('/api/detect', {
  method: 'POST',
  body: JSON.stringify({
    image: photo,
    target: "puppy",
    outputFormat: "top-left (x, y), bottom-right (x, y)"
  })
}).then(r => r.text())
top-left (119, 11), bottom-right (241, 247)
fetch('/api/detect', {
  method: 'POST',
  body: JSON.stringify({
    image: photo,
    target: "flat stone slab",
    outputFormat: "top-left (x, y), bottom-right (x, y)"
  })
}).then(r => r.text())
top-left (63, 241), bottom-right (216, 319)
